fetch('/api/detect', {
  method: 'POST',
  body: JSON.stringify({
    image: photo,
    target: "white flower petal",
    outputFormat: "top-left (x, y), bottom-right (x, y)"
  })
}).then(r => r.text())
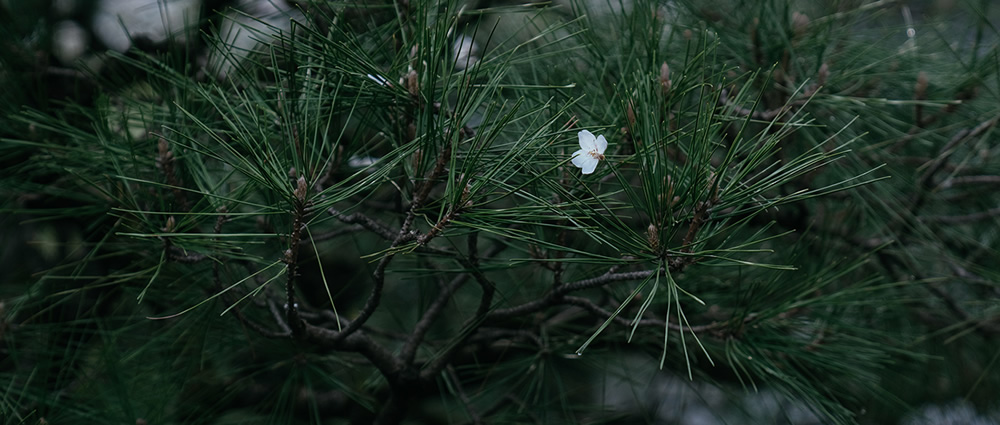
top-left (595, 134), bottom-right (608, 154)
top-left (580, 157), bottom-right (598, 174)
top-left (578, 130), bottom-right (596, 150)
top-left (571, 149), bottom-right (591, 168)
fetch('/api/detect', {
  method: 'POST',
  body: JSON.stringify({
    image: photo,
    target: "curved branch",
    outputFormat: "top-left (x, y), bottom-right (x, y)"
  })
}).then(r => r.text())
top-left (421, 234), bottom-right (497, 379)
top-left (400, 273), bottom-right (471, 365)
top-left (330, 143), bottom-right (456, 342)
top-left (488, 269), bottom-right (660, 320)
top-left (302, 321), bottom-right (402, 381)
top-left (562, 295), bottom-right (757, 335)
top-left (328, 208), bottom-right (396, 241)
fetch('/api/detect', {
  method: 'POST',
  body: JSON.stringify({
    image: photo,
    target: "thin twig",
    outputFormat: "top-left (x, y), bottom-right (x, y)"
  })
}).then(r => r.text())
top-left (166, 245), bottom-right (208, 263)
top-left (557, 269), bottom-right (659, 294)
top-left (939, 175), bottom-right (1000, 189)
top-left (562, 295), bottom-right (756, 335)
top-left (302, 321), bottom-right (403, 383)
top-left (331, 145), bottom-right (454, 342)
top-left (156, 138), bottom-right (190, 210)
top-left (918, 116), bottom-right (999, 191)
top-left (466, 327), bottom-right (544, 349)
top-left (328, 209), bottom-right (396, 241)
top-left (923, 206), bottom-right (1000, 224)
top-left (332, 246), bottom-right (398, 342)
top-left (422, 234), bottom-right (497, 379)
top-left (681, 200), bottom-right (711, 251)
top-left (488, 269), bottom-right (660, 320)
top-left (447, 365), bottom-right (483, 425)
top-left (416, 206), bottom-right (461, 246)
top-left (906, 116), bottom-right (1000, 222)
top-left (718, 88), bottom-right (811, 121)
top-left (400, 273), bottom-right (471, 364)
top-left (268, 298), bottom-right (294, 335)
top-left (308, 224), bottom-right (364, 242)
top-left (285, 178), bottom-right (309, 336)
top-left (215, 210), bottom-right (290, 339)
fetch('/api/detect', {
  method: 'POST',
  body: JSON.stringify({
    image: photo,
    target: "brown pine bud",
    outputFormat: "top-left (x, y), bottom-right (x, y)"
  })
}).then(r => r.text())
top-left (461, 181), bottom-right (472, 206)
top-left (792, 12), bottom-right (809, 38)
top-left (657, 175), bottom-right (675, 207)
top-left (647, 223), bottom-right (660, 251)
top-left (915, 71), bottom-right (928, 100)
top-left (406, 69), bottom-right (419, 98)
top-left (157, 138), bottom-right (169, 159)
top-left (294, 177), bottom-right (307, 202)
top-left (659, 62), bottom-right (672, 96)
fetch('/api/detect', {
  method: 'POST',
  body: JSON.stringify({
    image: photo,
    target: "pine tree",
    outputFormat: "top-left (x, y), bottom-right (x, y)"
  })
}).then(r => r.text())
top-left (2, 1), bottom-right (999, 424)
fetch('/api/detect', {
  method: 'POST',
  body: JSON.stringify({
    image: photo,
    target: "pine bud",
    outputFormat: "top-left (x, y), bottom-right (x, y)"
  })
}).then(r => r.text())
top-left (647, 223), bottom-right (660, 251)
top-left (294, 177), bottom-right (307, 202)
top-left (462, 182), bottom-right (472, 207)
top-left (657, 175), bottom-right (675, 207)
top-left (915, 71), bottom-right (928, 100)
top-left (792, 12), bottom-right (809, 38)
top-left (659, 62), bottom-right (672, 96)
top-left (406, 69), bottom-right (419, 98)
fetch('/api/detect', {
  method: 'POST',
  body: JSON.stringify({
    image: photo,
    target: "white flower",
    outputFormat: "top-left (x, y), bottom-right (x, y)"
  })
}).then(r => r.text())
top-left (571, 130), bottom-right (608, 175)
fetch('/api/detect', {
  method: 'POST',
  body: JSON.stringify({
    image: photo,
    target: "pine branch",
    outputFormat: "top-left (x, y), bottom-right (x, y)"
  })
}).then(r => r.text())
top-left (489, 269), bottom-right (661, 320)
top-left (561, 295), bottom-right (757, 335)
top-left (421, 234), bottom-right (496, 379)
top-left (285, 177), bottom-right (309, 336)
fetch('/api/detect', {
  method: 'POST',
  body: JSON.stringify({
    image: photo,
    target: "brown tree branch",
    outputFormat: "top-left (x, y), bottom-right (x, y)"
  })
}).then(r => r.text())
top-left (487, 269), bottom-right (660, 320)
top-left (328, 143), bottom-right (455, 343)
top-left (561, 295), bottom-right (757, 335)
top-left (421, 234), bottom-right (497, 379)
top-left (283, 178), bottom-right (310, 336)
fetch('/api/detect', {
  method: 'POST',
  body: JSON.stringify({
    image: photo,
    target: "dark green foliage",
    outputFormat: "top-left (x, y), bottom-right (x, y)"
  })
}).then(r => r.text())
top-left (2, 1), bottom-right (999, 424)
